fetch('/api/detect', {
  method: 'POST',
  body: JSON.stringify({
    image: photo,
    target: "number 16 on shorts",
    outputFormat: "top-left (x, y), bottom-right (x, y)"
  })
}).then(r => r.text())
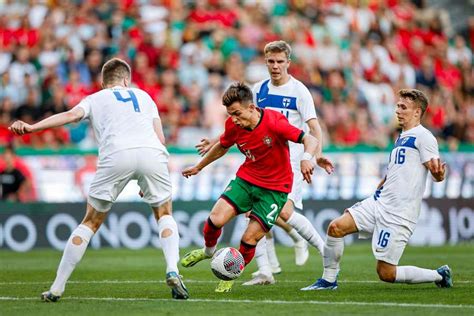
top-left (377, 229), bottom-right (391, 248)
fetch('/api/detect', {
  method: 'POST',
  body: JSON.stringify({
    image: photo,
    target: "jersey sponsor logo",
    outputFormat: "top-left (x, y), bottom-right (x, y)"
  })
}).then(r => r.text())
top-left (263, 136), bottom-right (272, 147)
top-left (258, 97), bottom-right (266, 102)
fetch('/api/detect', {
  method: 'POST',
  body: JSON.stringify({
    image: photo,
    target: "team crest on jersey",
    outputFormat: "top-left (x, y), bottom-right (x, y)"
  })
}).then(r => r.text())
top-left (263, 136), bottom-right (272, 147)
top-left (282, 98), bottom-right (291, 108)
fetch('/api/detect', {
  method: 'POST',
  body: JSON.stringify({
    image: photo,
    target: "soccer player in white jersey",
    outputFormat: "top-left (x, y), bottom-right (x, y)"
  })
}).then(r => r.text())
top-left (9, 58), bottom-right (189, 301)
top-left (301, 89), bottom-right (452, 291)
top-left (196, 41), bottom-right (334, 286)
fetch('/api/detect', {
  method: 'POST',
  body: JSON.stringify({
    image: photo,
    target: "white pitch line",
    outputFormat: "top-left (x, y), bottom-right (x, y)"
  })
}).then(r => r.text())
top-left (0, 279), bottom-right (472, 285)
top-left (0, 296), bottom-right (472, 309)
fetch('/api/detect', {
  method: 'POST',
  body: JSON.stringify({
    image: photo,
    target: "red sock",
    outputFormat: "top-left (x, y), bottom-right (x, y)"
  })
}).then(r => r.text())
top-left (203, 218), bottom-right (221, 248)
top-left (239, 241), bottom-right (257, 266)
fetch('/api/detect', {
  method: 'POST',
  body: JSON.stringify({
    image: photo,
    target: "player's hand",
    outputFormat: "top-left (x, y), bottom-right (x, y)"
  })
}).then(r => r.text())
top-left (9, 120), bottom-right (34, 135)
top-left (138, 190), bottom-right (144, 198)
top-left (182, 166), bottom-right (201, 178)
top-left (300, 160), bottom-right (315, 184)
top-left (427, 157), bottom-right (446, 182)
top-left (196, 138), bottom-right (212, 156)
top-left (316, 156), bottom-right (335, 174)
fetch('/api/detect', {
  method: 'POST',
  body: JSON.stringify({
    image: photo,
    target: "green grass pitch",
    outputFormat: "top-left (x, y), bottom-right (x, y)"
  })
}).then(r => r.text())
top-left (1, 244), bottom-right (473, 315)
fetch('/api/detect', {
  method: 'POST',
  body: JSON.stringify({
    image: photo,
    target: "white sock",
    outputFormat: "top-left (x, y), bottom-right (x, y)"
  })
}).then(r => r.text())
top-left (288, 228), bottom-right (304, 243)
top-left (265, 234), bottom-right (280, 269)
top-left (287, 212), bottom-right (325, 254)
top-left (157, 215), bottom-right (180, 274)
top-left (204, 246), bottom-right (216, 257)
top-left (321, 236), bottom-right (344, 283)
top-left (50, 224), bottom-right (94, 294)
top-left (395, 266), bottom-right (442, 284)
top-left (255, 236), bottom-right (272, 277)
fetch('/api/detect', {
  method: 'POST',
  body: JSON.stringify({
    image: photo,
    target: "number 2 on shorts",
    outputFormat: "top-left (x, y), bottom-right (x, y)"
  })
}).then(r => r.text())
top-left (266, 203), bottom-right (279, 224)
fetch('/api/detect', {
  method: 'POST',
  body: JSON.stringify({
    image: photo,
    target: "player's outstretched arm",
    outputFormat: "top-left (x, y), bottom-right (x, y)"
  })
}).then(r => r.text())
top-left (424, 157), bottom-right (446, 182)
top-left (182, 142), bottom-right (229, 178)
top-left (9, 107), bottom-right (85, 135)
top-left (195, 137), bottom-right (219, 156)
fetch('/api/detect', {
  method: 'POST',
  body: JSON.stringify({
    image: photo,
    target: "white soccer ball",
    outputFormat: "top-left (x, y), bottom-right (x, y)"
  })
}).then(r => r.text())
top-left (210, 247), bottom-right (245, 280)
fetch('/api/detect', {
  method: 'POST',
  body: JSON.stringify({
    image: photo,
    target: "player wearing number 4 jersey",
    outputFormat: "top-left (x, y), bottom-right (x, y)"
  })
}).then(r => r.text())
top-left (302, 89), bottom-right (453, 291)
top-left (9, 58), bottom-right (189, 301)
top-left (180, 82), bottom-right (319, 292)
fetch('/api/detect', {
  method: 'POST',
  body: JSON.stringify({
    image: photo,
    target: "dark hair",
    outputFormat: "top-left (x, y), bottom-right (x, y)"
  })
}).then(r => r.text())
top-left (222, 82), bottom-right (253, 107)
top-left (398, 88), bottom-right (429, 116)
top-left (264, 40), bottom-right (292, 60)
top-left (101, 58), bottom-right (131, 86)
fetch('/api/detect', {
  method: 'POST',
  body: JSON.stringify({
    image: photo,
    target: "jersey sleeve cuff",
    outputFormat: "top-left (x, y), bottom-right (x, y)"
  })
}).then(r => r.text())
top-left (297, 131), bottom-right (305, 143)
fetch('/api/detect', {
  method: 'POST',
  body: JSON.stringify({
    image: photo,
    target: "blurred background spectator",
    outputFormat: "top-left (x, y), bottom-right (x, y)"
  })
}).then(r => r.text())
top-left (0, 0), bottom-right (472, 151)
top-left (0, 143), bottom-right (36, 201)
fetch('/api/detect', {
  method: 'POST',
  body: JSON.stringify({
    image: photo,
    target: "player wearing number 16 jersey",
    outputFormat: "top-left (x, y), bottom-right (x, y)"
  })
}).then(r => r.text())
top-left (302, 89), bottom-right (452, 291)
top-left (9, 58), bottom-right (189, 301)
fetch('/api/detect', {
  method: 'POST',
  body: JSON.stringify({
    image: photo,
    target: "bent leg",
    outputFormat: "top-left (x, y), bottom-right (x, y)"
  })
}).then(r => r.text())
top-left (284, 201), bottom-right (325, 255)
top-left (240, 219), bottom-right (267, 266)
top-left (322, 211), bottom-right (358, 282)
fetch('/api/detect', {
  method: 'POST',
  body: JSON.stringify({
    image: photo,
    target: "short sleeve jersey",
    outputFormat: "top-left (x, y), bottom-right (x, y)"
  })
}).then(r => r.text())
top-left (252, 76), bottom-right (317, 163)
top-left (377, 125), bottom-right (439, 223)
top-left (220, 109), bottom-right (304, 193)
top-left (75, 86), bottom-right (168, 158)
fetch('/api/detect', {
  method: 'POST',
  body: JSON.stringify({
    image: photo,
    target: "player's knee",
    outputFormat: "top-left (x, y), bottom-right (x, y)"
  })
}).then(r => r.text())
top-left (376, 265), bottom-right (396, 283)
top-left (82, 221), bottom-right (101, 233)
top-left (241, 234), bottom-right (258, 245)
top-left (327, 221), bottom-right (345, 238)
top-left (208, 214), bottom-right (225, 228)
top-left (278, 208), bottom-right (291, 221)
top-left (160, 228), bottom-right (172, 238)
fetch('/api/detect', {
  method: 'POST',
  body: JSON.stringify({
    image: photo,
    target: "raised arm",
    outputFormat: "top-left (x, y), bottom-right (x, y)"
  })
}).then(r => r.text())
top-left (182, 141), bottom-right (230, 178)
top-left (9, 107), bottom-right (85, 135)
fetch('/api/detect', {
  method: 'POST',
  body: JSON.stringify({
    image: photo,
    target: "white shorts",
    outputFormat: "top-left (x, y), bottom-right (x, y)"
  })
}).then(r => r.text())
top-left (88, 148), bottom-right (171, 212)
top-left (289, 162), bottom-right (303, 210)
top-left (347, 197), bottom-right (415, 265)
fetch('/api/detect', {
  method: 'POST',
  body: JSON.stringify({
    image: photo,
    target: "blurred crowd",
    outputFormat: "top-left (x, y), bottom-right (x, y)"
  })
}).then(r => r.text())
top-left (0, 0), bottom-right (473, 150)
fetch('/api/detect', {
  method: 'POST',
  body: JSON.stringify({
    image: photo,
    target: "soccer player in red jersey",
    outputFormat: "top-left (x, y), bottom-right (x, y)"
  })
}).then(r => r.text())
top-left (180, 82), bottom-right (319, 292)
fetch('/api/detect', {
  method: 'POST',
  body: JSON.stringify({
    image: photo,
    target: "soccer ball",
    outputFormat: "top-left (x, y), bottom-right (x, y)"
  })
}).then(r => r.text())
top-left (210, 247), bottom-right (245, 281)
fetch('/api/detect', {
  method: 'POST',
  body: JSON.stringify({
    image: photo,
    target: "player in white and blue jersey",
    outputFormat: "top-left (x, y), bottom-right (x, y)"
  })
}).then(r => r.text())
top-left (9, 58), bottom-right (189, 301)
top-left (301, 89), bottom-right (452, 291)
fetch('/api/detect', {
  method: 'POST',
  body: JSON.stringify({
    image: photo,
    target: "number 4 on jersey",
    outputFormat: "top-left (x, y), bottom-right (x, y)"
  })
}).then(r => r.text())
top-left (113, 90), bottom-right (140, 112)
